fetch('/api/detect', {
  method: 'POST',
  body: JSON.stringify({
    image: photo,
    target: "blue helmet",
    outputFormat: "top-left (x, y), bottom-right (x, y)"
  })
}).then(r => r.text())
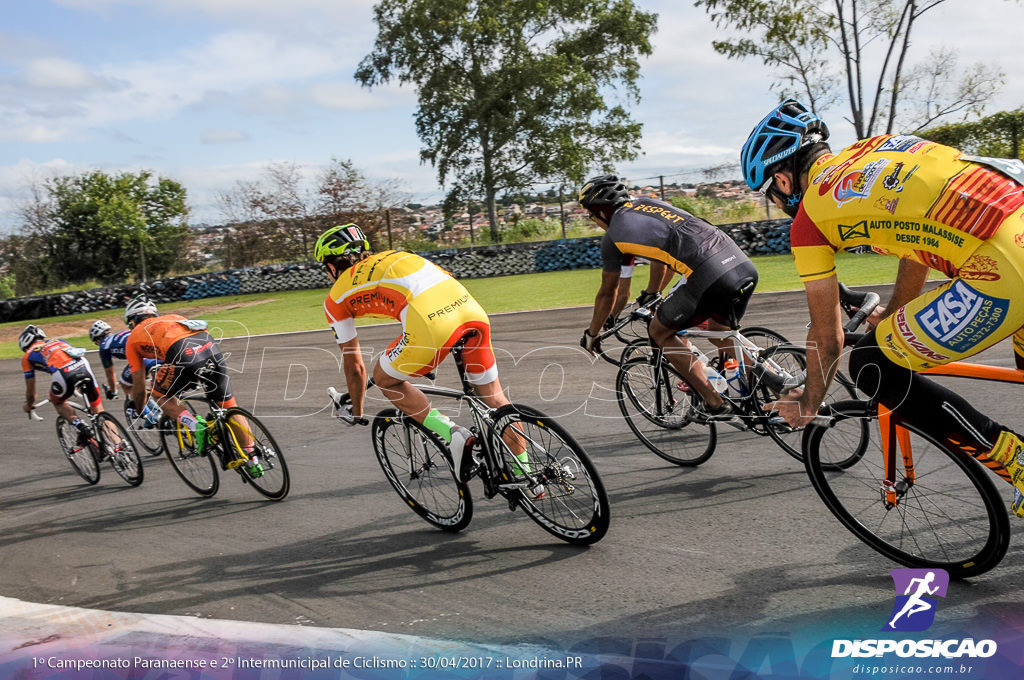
top-left (741, 99), bottom-right (829, 191)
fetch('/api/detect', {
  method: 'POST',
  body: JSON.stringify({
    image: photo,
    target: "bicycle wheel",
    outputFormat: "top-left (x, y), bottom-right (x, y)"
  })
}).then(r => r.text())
top-left (616, 356), bottom-right (716, 466)
top-left (749, 344), bottom-right (866, 465)
top-left (163, 415), bottom-right (219, 497)
top-left (491, 405), bottom-right (610, 545)
top-left (123, 398), bottom-right (164, 456)
top-left (803, 400), bottom-right (1010, 578)
top-left (219, 408), bottom-right (290, 501)
top-left (738, 326), bottom-right (788, 349)
top-left (95, 412), bottom-right (144, 486)
top-left (371, 409), bottom-right (473, 532)
top-left (55, 416), bottom-right (100, 485)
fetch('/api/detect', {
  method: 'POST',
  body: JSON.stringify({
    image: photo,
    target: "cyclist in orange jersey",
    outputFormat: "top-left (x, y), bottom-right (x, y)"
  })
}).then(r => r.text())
top-left (122, 295), bottom-right (251, 468)
top-left (315, 224), bottom-right (536, 489)
top-left (19, 324), bottom-right (106, 444)
top-left (742, 99), bottom-right (1024, 516)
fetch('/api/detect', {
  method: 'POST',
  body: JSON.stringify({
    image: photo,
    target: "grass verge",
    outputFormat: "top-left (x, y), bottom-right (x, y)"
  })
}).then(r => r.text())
top-left (1, 252), bottom-right (906, 359)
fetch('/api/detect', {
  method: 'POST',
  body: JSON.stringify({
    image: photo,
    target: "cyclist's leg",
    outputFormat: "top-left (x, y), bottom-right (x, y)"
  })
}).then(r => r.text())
top-left (850, 242), bottom-right (1024, 507)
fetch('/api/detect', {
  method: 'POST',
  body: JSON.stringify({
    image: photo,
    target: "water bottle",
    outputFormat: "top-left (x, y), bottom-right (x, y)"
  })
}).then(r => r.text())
top-left (703, 364), bottom-right (728, 394)
top-left (724, 359), bottom-right (748, 397)
top-left (693, 347), bottom-right (728, 394)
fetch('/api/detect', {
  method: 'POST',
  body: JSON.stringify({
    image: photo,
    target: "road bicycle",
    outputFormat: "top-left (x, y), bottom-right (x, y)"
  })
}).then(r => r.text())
top-left (117, 366), bottom-right (166, 457)
top-left (592, 295), bottom-right (662, 367)
top-left (31, 386), bottom-right (144, 487)
top-left (328, 331), bottom-right (611, 545)
top-left (159, 374), bottom-right (290, 501)
top-left (613, 316), bottom-right (868, 467)
top-left (802, 284), bottom-right (1015, 578)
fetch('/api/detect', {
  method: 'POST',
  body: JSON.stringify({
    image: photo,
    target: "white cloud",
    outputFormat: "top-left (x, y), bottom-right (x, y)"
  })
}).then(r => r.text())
top-left (200, 127), bottom-right (249, 144)
top-left (24, 57), bottom-right (105, 89)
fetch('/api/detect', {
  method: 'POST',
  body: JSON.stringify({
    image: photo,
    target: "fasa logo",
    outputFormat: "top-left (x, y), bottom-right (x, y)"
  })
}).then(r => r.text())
top-left (915, 280), bottom-right (1009, 353)
top-left (883, 568), bottom-right (949, 632)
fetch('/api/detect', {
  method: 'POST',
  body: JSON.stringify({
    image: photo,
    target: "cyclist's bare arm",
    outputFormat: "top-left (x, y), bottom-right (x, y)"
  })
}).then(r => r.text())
top-left (648, 260), bottom-right (672, 294)
top-left (778, 275), bottom-right (844, 426)
top-left (873, 259), bottom-right (930, 325)
top-left (339, 336), bottom-right (367, 418)
top-left (103, 365), bottom-right (118, 393)
top-left (610, 275), bottom-right (632, 320)
top-left (128, 366), bottom-right (148, 410)
top-left (22, 374), bottom-right (37, 413)
top-left (588, 270), bottom-right (620, 336)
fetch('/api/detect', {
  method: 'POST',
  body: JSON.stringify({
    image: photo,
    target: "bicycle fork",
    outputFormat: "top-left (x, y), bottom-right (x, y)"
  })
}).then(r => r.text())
top-left (879, 405), bottom-right (915, 509)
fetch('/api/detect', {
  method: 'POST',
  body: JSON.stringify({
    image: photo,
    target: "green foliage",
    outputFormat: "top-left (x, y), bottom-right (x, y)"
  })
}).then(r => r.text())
top-left (0, 273), bottom-right (14, 299)
top-left (696, 0), bottom-right (1004, 138)
top-left (921, 108), bottom-right (1024, 159)
top-left (356, 0), bottom-right (658, 240)
top-left (12, 170), bottom-right (191, 289)
top-left (667, 195), bottom-right (760, 224)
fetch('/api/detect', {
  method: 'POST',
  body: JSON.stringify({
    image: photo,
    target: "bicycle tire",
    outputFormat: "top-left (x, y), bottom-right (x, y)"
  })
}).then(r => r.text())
top-left (219, 407), bottom-right (290, 501)
top-left (616, 356), bottom-right (716, 466)
top-left (95, 412), bottom-right (144, 486)
top-left (490, 404), bottom-right (610, 545)
top-left (749, 344), bottom-right (866, 465)
top-left (738, 326), bottom-right (789, 349)
top-left (803, 400), bottom-right (1010, 578)
top-left (163, 415), bottom-right (219, 497)
top-left (371, 408), bottom-right (473, 532)
top-left (55, 416), bottom-right (100, 485)
top-left (123, 398), bottom-right (164, 456)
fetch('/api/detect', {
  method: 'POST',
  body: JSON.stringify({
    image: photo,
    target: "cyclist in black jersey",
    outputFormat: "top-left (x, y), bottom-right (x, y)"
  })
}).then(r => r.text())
top-left (578, 175), bottom-right (759, 419)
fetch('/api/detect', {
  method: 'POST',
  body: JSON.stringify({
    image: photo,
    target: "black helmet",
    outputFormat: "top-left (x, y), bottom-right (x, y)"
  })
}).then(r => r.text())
top-left (578, 175), bottom-right (630, 212)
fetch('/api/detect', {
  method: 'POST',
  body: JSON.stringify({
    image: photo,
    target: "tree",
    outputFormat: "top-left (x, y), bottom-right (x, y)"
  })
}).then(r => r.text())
top-left (356, 0), bottom-right (657, 241)
top-left (15, 170), bottom-right (190, 287)
top-left (217, 158), bottom-right (410, 265)
top-left (695, 0), bottom-right (1005, 138)
top-left (921, 108), bottom-right (1024, 160)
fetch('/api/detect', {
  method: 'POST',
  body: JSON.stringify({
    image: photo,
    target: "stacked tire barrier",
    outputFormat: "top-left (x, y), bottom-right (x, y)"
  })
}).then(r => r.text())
top-left (0, 219), bottom-right (791, 322)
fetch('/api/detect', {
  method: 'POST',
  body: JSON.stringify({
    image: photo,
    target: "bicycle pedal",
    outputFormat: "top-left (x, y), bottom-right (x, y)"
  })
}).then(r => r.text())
top-left (226, 458), bottom-right (245, 470)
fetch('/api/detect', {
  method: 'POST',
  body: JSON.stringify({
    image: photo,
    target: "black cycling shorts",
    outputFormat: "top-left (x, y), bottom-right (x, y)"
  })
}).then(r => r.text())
top-left (656, 241), bottom-right (758, 331)
top-left (49, 360), bottom-right (100, 405)
top-left (151, 332), bottom-right (234, 404)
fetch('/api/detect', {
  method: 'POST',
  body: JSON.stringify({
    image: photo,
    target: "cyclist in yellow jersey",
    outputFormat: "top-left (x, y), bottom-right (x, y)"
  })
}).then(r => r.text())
top-left (742, 99), bottom-right (1024, 516)
top-left (315, 224), bottom-right (536, 489)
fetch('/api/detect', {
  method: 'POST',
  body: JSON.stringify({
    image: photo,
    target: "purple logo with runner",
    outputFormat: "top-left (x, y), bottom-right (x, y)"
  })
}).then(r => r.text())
top-left (882, 568), bottom-right (949, 632)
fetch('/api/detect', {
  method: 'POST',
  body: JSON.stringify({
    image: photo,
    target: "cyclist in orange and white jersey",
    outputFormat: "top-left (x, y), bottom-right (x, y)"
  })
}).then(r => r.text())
top-left (316, 224), bottom-right (532, 488)
top-left (742, 99), bottom-right (1024, 516)
top-left (19, 324), bottom-right (106, 443)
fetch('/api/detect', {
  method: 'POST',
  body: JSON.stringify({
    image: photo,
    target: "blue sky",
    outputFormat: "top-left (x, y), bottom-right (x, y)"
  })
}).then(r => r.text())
top-left (2, 0), bottom-right (1022, 231)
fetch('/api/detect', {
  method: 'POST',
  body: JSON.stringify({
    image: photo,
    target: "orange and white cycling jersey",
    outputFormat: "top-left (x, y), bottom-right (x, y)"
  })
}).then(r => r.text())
top-left (791, 134), bottom-right (1024, 369)
top-left (324, 250), bottom-right (498, 384)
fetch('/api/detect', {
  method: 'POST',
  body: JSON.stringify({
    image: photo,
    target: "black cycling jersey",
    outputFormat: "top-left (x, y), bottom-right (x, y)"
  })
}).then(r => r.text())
top-left (601, 197), bottom-right (735, 278)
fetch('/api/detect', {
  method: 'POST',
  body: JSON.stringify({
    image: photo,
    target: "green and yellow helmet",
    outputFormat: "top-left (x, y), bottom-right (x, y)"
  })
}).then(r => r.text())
top-left (314, 224), bottom-right (371, 264)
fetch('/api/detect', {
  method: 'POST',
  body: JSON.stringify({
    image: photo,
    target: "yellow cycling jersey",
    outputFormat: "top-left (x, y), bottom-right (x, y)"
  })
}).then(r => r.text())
top-left (791, 134), bottom-right (1024, 282)
top-left (324, 250), bottom-right (461, 342)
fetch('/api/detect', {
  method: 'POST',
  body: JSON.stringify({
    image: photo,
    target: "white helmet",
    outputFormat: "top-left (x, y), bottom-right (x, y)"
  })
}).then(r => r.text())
top-left (124, 294), bottom-right (158, 326)
top-left (18, 324), bottom-right (46, 352)
top-left (89, 320), bottom-right (112, 344)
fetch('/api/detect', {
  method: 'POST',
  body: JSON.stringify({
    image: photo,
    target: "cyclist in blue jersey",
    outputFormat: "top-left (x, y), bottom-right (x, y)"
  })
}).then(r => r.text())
top-left (89, 320), bottom-right (160, 426)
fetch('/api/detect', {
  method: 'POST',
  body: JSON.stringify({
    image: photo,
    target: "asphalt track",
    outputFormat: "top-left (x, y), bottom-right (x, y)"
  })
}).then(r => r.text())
top-left (3, 288), bottom-right (1024, 668)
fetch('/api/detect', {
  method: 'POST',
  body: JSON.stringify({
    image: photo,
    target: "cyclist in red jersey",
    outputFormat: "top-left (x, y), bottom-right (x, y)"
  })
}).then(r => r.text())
top-left (742, 99), bottom-right (1024, 516)
top-left (315, 224), bottom-right (538, 490)
top-left (19, 324), bottom-right (106, 444)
